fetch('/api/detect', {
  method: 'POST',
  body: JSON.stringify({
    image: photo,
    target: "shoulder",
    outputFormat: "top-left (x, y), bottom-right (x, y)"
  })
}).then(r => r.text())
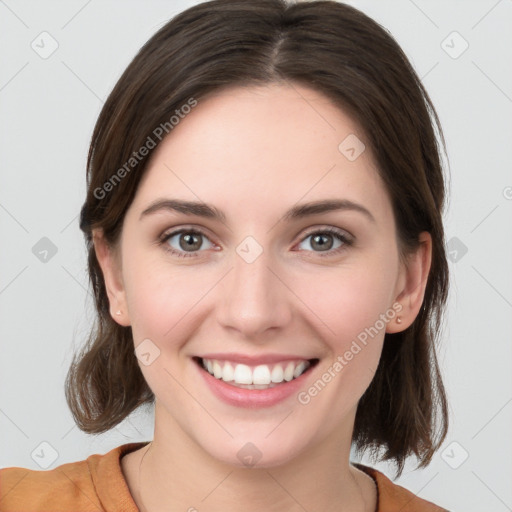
top-left (0, 457), bottom-right (100, 511)
top-left (0, 442), bottom-right (145, 512)
top-left (354, 463), bottom-right (449, 512)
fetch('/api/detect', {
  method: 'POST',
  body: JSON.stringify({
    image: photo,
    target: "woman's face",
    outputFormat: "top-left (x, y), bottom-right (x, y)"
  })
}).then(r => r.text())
top-left (98, 83), bottom-right (428, 467)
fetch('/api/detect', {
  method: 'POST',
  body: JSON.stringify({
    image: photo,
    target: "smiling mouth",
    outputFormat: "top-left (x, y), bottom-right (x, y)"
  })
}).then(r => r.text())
top-left (193, 357), bottom-right (319, 390)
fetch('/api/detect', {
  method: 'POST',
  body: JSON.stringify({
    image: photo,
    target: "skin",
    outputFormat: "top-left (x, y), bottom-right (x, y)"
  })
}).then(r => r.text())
top-left (93, 82), bottom-right (432, 512)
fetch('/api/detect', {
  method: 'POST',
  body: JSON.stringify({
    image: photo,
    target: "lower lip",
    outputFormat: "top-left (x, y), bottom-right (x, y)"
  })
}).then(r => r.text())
top-left (195, 360), bottom-right (315, 408)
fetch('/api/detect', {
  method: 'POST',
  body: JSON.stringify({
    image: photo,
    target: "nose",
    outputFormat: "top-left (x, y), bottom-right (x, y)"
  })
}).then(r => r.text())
top-left (215, 244), bottom-right (293, 340)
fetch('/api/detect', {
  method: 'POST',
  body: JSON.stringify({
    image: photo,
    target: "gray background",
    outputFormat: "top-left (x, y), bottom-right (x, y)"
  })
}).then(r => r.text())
top-left (1, 1), bottom-right (511, 510)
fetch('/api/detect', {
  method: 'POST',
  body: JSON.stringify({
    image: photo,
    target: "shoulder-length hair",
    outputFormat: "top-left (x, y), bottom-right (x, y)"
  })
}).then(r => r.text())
top-left (66, 0), bottom-right (449, 477)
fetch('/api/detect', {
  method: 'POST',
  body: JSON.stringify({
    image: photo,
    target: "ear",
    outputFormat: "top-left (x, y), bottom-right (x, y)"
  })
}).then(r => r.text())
top-left (386, 231), bottom-right (432, 333)
top-left (92, 228), bottom-right (131, 327)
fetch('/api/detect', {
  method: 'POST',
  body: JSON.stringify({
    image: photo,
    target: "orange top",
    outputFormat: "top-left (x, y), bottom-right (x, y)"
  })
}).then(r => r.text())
top-left (0, 442), bottom-right (448, 511)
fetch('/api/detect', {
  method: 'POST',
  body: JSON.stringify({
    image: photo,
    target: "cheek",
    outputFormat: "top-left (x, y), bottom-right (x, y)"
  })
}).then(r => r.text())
top-left (296, 262), bottom-right (396, 347)
top-left (121, 255), bottom-right (212, 397)
top-left (292, 267), bottom-right (394, 422)
top-left (122, 249), bottom-right (219, 351)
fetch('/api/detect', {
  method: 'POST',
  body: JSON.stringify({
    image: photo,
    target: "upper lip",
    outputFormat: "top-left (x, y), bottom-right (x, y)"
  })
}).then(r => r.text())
top-left (195, 353), bottom-right (317, 365)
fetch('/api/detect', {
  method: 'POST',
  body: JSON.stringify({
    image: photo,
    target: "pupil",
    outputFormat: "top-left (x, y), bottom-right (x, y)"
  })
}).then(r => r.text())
top-left (181, 233), bottom-right (200, 250)
top-left (313, 234), bottom-right (332, 251)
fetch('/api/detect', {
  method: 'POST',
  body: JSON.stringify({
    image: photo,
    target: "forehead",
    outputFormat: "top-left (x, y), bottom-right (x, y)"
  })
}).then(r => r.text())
top-left (129, 83), bottom-right (392, 225)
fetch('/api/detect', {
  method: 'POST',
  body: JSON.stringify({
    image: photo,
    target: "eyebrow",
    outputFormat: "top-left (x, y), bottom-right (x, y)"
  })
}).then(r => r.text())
top-left (139, 198), bottom-right (376, 224)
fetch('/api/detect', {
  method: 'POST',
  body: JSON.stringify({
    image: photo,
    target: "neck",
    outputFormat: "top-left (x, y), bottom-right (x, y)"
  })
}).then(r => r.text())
top-left (133, 405), bottom-right (376, 512)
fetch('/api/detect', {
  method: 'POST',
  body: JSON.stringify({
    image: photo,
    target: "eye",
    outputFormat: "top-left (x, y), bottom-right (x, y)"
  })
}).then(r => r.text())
top-left (296, 227), bottom-right (353, 257)
top-left (159, 226), bottom-right (353, 259)
top-left (160, 228), bottom-right (215, 258)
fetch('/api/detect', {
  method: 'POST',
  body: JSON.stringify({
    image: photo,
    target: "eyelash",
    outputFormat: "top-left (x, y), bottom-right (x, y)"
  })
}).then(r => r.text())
top-left (159, 226), bottom-right (353, 259)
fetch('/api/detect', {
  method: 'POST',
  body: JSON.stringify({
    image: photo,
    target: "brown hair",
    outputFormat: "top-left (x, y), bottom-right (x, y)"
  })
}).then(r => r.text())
top-left (66, 0), bottom-right (450, 477)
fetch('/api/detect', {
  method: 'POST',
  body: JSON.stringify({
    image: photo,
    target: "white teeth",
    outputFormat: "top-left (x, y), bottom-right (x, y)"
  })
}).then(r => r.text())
top-left (253, 365), bottom-right (271, 385)
top-left (233, 364), bottom-right (252, 384)
top-left (293, 361), bottom-right (307, 379)
top-left (284, 362), bottom-right (295, 382)
top-left (200, 358), bottom-right (312, 386)
top-left (221, 362), bottom-right (234, 382)
top-left (213, 361), bottom-right (223, 379)
top-left (270, 365), bottom-right (284, 383)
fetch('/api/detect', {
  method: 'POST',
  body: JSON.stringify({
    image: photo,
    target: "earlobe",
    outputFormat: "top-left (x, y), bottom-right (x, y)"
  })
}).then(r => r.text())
top-left (92, 228), bottom-right (130, 327)
top-left (386, 232), bottom-right (432, 333)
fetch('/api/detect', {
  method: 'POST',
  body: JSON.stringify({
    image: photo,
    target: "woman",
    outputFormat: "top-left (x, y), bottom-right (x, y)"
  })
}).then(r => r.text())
top-left (0, 0), bottom-right (450, 510)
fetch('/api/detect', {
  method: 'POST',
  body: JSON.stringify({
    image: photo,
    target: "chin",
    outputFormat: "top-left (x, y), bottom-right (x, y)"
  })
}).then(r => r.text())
top-left (194, 427), bottom-right (313, 470)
